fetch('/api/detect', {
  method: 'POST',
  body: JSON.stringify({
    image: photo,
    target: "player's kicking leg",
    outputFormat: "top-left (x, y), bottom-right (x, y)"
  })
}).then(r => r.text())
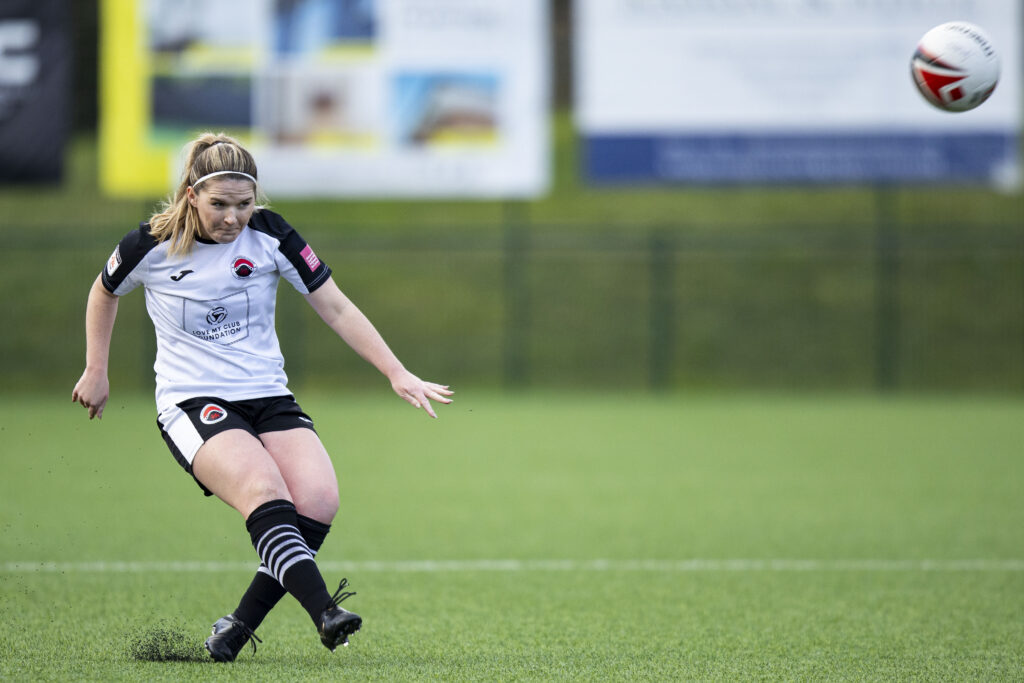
top-left (204, 420), bottom-right (360, 659)
top-left (204, 513), bottom-right (341, 661)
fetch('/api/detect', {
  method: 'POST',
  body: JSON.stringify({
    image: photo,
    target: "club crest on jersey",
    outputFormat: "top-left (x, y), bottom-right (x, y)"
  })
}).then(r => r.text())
top-left (232, 257), bottom-right (257, 279)
top-left (200, 403), bottom-right (228, 425)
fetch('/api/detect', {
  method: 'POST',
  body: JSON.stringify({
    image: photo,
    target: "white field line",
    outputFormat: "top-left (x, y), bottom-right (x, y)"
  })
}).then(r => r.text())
top-left (3, 559), bottom-right (1024, 573)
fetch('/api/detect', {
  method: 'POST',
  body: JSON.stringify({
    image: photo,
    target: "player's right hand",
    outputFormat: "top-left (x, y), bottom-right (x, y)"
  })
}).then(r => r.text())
top-left (72, 368), bottom-right (110, 420)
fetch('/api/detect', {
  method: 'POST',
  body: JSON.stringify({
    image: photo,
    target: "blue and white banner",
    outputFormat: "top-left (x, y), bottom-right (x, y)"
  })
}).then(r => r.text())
top-left (575, 0), bottom-right (1020, 186)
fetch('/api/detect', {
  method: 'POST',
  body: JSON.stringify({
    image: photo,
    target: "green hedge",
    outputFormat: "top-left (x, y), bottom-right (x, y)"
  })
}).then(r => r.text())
top-left (15, 225), bottom-right (1022, 395)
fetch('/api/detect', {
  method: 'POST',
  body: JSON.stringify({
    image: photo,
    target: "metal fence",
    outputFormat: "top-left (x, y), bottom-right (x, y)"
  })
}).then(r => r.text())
top-left (7, 218), bottom-right (1024, 394)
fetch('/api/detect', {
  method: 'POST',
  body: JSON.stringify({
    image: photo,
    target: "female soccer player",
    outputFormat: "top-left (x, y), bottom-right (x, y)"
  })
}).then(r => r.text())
top-left (71, 132), bottom-right (452, 661)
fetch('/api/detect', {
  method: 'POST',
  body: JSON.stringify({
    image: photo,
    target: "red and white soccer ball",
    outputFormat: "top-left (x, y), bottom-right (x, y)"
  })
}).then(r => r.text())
top-left (910, 22), bottom-right (1000, 112)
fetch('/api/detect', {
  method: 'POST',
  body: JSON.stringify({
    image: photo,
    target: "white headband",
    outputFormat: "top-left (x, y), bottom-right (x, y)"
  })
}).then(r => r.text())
top-left (191, 170), bottom-right (257, 187)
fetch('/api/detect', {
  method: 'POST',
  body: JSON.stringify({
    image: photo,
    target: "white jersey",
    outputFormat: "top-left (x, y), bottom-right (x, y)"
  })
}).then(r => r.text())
top-left (101, 209), bottom-right (331, 413)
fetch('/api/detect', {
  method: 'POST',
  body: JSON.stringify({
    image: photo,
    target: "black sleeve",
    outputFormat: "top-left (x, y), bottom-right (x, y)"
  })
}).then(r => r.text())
top-left (250, 210), bottom-right (333, 293)
top-left (100, 223), bottom-right (158, 294)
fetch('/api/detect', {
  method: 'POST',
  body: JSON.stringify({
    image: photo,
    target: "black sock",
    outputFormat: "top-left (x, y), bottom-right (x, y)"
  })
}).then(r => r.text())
top-left (244, 500), bottom-right (333, 625)
top-left (233, 515), bottom-right (332, 630)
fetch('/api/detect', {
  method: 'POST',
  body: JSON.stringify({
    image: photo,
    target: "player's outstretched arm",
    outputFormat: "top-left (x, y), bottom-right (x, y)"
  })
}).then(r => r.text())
top-left (72, 275), bottom-right (119, 420)
top-left (304, 277), bottom-right (453, 418)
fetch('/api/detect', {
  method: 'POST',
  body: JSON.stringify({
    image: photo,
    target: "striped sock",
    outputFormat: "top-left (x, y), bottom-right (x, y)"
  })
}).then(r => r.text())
top-left (234, 515), bottom-right (331, 630)
top-left (245, 500), bottom-right (332, 624)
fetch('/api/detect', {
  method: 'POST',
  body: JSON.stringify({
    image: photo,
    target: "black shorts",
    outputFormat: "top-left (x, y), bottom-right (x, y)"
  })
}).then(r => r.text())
top-left (156, 394), bottom-right (316, 496)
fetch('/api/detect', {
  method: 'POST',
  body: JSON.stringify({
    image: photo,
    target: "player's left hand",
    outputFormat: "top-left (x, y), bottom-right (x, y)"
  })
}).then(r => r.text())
top-left (390, 370), bottom-right (453, 418)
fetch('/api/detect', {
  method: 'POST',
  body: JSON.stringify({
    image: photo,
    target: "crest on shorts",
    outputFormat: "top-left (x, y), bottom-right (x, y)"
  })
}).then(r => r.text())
top-left (200, 403), bottom-right (227, 425)
top-left (232, 257), bottom-right (257, 279)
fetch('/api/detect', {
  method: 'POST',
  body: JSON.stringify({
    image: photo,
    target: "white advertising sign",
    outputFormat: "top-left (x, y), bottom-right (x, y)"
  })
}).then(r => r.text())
top-left (575, 0), bottom-right (1020, 185)
top-left (103, 0), bottom-right (550, 198)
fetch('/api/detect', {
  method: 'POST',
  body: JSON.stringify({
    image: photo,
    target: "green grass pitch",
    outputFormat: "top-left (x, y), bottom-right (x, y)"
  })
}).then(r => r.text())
top-left (2, 391), bottom-right (1023, 680)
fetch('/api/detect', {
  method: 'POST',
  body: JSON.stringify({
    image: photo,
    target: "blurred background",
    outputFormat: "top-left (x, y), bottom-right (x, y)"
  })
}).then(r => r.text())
top-left (1, 0), bottom-right (1022, 396)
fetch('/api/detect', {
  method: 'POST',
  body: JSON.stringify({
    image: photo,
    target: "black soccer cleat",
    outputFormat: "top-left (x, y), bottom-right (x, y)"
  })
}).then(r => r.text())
top-left (319, 579), bottom-right (362, 651)
top-left (204, 614), bottom-right (261, 662)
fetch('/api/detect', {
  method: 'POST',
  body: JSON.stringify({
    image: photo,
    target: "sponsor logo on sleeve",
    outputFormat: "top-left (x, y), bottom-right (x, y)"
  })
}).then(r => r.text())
top-left (200, 403), bottom-right (227, 425)
top-left (300, 245), bottom-right (321, 272)
top-left (106, 246), bottom-right (122, 276)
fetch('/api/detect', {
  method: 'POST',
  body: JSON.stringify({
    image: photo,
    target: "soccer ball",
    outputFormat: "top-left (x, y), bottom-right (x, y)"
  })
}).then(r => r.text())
top-left (910, 22), bottom-right (1000, 112)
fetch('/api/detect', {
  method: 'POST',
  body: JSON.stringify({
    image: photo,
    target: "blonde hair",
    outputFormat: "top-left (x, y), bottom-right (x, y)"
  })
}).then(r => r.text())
top-left (148, 133), bottom-right (267, 256)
